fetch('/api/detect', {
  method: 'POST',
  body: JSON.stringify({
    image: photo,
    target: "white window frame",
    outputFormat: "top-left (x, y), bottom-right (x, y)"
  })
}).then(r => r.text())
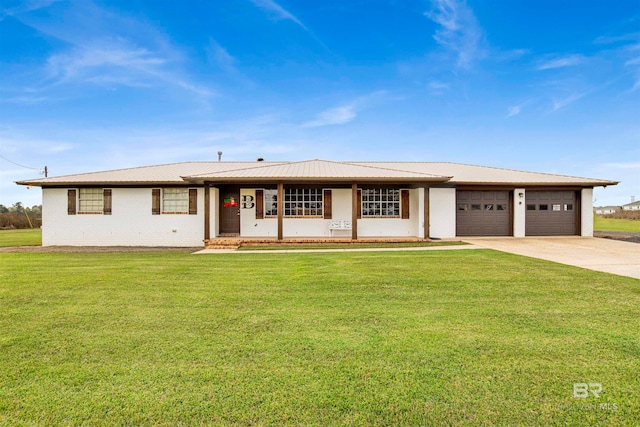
top-left (263, 188), bottom-right (324, 218)
top-left (361, 188), bottom-right (400, 218)
top-left (78, 188), bottom-right (103, 214)
top-left (162, 188), bottom-right (189, 214)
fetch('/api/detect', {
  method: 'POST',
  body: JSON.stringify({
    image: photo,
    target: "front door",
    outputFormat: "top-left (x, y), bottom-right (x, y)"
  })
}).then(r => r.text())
top-left (219, 186), bottom-right (241, 235)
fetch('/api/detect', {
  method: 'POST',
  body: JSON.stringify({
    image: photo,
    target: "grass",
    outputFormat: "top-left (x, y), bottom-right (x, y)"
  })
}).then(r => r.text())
top-left (594, 215), bottom-right (640, 233)
top-left (0, 250), bottom-right (638, 426)
top-left (0, 229), bottom-right (42, 247)
top-left (238, 241), bottom-right (468, 250)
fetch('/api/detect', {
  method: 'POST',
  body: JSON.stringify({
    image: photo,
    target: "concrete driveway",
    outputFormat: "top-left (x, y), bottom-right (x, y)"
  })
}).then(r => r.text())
top-left (462, 237), bottom-right (640, 279)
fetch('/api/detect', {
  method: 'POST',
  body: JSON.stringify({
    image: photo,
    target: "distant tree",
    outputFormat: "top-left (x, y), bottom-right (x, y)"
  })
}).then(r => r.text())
top-left (0, 204), bottom-right (8, 214)
top-left (11, 202), bottom-right (24, 214)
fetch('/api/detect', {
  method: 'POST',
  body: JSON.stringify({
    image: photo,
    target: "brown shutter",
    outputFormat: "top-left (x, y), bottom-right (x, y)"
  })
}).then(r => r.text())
top-left (357, 189), bottom-right (362, 219)
top-left (103, 189), bottom-right (112, 215)
top-left (189, 189), bottom-right (197, 215)
top-left (152, 189), bottom-right (161, 215)
top-left (67, 189), bottom-right (76, 215)
top-left (401, 189), bottom-right (410, 219)
top-left (255, 190), bottom-right (264, 219)
top-left (323, 189), bottom-right (332, 219)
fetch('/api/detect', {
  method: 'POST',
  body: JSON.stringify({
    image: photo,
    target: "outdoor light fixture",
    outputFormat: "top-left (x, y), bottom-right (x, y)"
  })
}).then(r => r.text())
top-left (518, 192), bottom-right (524, 198)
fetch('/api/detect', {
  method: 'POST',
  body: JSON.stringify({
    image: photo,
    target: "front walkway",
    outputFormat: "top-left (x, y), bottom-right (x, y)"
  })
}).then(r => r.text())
top-left (463, 236), bottom-right (640, 279)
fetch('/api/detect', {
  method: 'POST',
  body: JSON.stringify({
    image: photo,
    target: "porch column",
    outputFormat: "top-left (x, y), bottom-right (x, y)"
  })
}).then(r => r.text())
top-left (351, 183), bottom-right (358, 240)
top-left (424, 186), bottom-right (430, 239)
top-left (277, 182), bottom-right (284, 240)
top-left (204, 183), bottom-right (210, 241)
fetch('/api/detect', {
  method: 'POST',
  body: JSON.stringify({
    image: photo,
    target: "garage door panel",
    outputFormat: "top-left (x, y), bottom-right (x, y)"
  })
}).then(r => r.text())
top-left (457, 191), bottom-right (511, 236)
top-left (526, 191), bottom-right (577, 236)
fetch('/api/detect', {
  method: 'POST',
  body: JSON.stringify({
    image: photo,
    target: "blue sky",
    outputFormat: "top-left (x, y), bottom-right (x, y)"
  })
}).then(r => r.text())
top-left (1, 0), bottom-right (638, 207)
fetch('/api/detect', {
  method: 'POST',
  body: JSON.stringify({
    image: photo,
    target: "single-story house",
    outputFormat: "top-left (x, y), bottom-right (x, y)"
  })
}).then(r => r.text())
top-left (16, 159), bottom-right (618, 247)
top-left (622, 200), bottom-right (640, 211)
top-left (594, 206), bottom-right (620, 215)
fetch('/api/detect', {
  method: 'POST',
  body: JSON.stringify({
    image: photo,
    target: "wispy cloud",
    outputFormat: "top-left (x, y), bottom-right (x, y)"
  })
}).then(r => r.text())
top-left (551, 90), bottom-right (592, 111)
top-left (301, 91), bottom-right (388, 128)
top-left (537, 54), bottom-right (585, 70)
top-left (10, 1), bottom-right (212, 98)
top-left (250, 0), bottom-right (328, 49)
top-left (506, 105), bottom-right (521, 118)
top-left (424, 0), bottom-right (485, 69)
top-left (251, 0), bottom-right (308, 31)
top-left (428, 81), bottom-right (450, 94)
top-left (207, 38), bottom-right (238, 74)
top-left (302, 105), bottom-right (357, 128)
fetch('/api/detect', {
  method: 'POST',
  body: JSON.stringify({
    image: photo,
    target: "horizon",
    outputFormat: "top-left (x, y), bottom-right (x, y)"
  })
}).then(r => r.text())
top-left (1, 0), bottom-right (639, 207)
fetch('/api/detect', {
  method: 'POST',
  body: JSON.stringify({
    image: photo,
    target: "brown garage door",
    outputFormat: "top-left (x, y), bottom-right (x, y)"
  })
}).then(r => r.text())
top-left (457, 191), bottom-right (511, 236)
top-left (525, 191), bottom-right (577, 236)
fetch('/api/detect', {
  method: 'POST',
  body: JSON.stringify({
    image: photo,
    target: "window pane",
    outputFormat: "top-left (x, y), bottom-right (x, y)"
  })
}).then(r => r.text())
top-left (497, 204), bottom-right (507, 211)
top-left (552, 204), bottom-right (561, 211)
top-left (471, 204), bottom-right (481, 211)
top-left (539, 204), bottom-right (548, 211)
top-left (78, 188), bottom-right (104, 212)
top-left (527, 204), bottom-right (536, 211)
top-left (458, 204), bottom-right (468, 211)
top-left (485, 204), bottom-right (494, 211)
top-left (361, 188), bottom-right (400, 217)
top-left (163, 188), bottom-right (189, 212)
top-left (564, 204), bottom-right (573, 211)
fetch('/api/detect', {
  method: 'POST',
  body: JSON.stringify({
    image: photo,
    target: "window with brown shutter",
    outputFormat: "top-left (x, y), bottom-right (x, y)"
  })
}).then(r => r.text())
top-left (323, 189), bottom-right (332, 219)
top-left (103, 189), bottom-right (112, 215)
top-left (255, 190), bottom-right (264, 219)
top-left (67, 189), bottom-right (76, 215)
top-left (357, 189), bottom-right (362, 219)
top-left (189, 189), bottom-right (197, 215)
top-left (152, 189), bottom-right (160, 215)
top-left (401, 189), bottom-right (410, 219)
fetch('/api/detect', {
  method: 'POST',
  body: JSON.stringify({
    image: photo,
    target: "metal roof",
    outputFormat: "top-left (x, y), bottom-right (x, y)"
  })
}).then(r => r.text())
top-left (16, 159), bottom-right (618, 187)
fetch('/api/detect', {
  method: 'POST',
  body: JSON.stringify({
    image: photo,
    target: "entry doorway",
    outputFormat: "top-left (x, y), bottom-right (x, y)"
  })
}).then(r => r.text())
top-left (219, 186), bottom-right (241, 235)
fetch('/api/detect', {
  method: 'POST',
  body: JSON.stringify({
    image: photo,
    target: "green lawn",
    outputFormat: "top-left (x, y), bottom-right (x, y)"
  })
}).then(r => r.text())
top-left (594, 216), bottom-right (640, 233)
top-left (0, 229), bottom-right (42, 247)
top-left (238, 241), bottom-right (468, 250)
top-left (0, 250), bottom-right (638, 425)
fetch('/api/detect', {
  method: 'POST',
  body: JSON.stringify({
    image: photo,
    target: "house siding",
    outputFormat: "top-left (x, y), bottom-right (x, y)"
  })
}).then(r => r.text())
top-left (42, 188), bottom-right (204, 246)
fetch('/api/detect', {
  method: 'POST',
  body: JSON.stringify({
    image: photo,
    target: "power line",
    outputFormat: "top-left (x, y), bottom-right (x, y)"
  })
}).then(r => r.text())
top-left (0, 154), bottom-right (41, 170)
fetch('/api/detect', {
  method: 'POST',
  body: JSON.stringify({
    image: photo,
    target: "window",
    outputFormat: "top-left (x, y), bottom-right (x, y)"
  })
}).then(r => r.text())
top-left (361, 188), bottom-right (400, 217)
top-left (564, 204), bottom-right (573, 211)
top-left (263, 188), bottom-right (323, 217)
top-left (162, 188), bottom-right (190, 214)
top-left (552, 204), bottom-right (561, 211)
top-left (264, 189), bottom-right (278, 217)
top-left (471, 204), bottom-right (481, 211)
top-left (539, 204), bottom-right (549, 211)
top-left (285, 188), bottom-right (323, 217)
top-left (527, 204), bottom-right (536, 211)
top-left (79, 188), bottom-right (103, 213)
top-left (458, 204), bottom-right (469, 211)
top-left (484, 204), bottom-right (494, 211)
top-left (497, 204), bottom-right (507, 211)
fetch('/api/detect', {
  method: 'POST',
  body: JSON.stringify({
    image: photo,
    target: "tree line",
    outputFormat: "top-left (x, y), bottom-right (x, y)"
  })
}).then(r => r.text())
top-left (0, 203), bottom-right (42, 229)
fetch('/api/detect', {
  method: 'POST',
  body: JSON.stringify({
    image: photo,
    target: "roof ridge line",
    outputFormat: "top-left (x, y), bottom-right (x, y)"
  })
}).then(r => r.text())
top-left (341, 160), bottom-right (452, 179)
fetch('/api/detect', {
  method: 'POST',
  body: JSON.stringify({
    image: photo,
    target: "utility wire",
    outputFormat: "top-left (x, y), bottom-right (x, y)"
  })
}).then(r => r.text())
top-left (0, 154), bottom-right (42, 170)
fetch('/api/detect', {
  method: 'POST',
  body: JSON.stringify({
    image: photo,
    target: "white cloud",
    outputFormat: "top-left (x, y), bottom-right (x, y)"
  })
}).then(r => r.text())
top-left (207, 38), bottom-right (238, 74)
top-left (537, 54), bottom-right (585, 70)
top-left (506, 105), bottom-right (521, 117)
top-left (251, 0), bottom-right (308, 31)
top-left (424, 0), bottom-right (484, 69)
top-left (428, 81), bottom-right (450, 94)
top-left (302, 105), bottom-right (357, 128)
